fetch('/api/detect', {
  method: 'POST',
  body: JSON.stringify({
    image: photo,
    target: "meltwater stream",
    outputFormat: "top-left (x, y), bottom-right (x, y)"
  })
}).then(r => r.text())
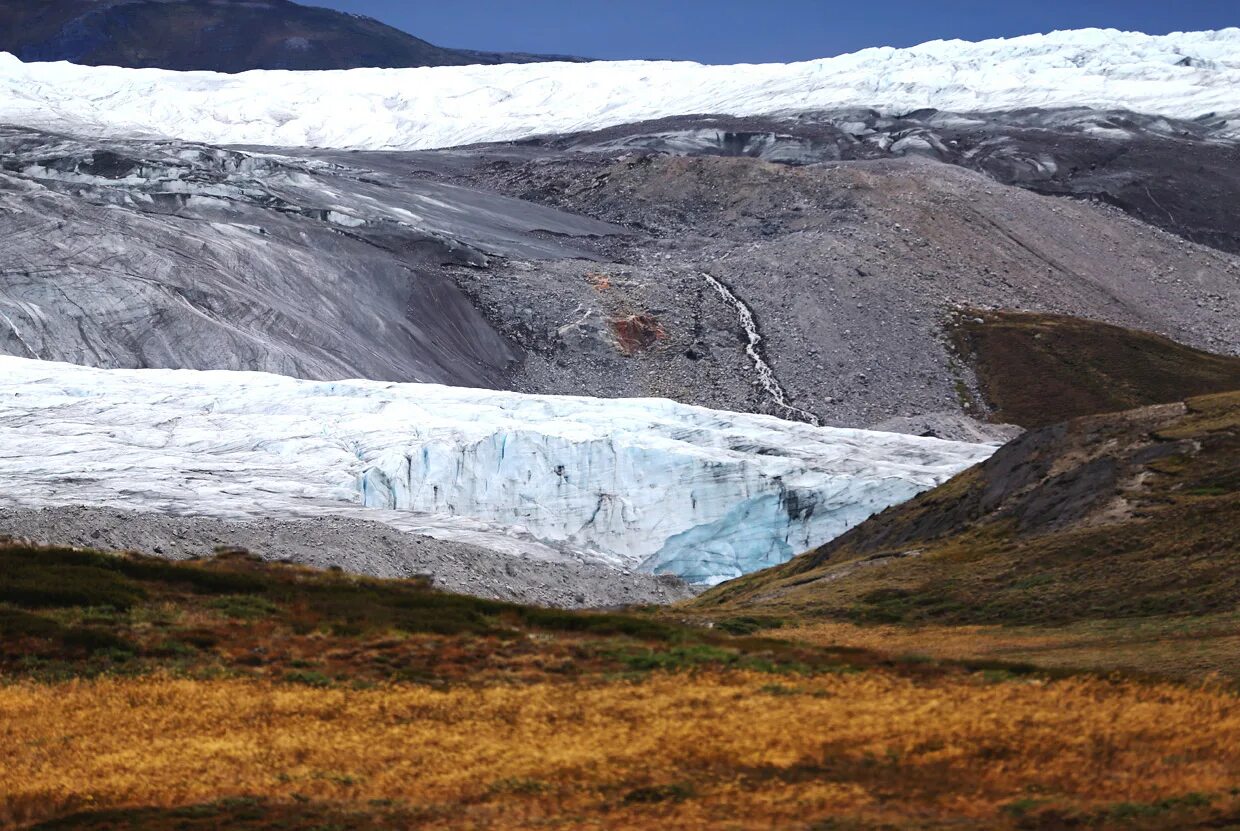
top-left (702, 272), bottom-right (821, 426)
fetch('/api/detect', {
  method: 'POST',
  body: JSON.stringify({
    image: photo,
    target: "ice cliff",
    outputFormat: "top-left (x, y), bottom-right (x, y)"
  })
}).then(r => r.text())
top-left (0, 357), bottom-right (994, 583)
top-left (1, 28), bottom-right (1237, 149)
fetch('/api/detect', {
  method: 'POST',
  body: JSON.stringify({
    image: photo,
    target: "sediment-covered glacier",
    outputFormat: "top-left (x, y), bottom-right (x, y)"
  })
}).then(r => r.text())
top-left (1, 29), bottom-right (1238, 150)
top-left (0, 357), bottom-right (993, 584)
top-left (0, 126), bottom-right (618, 383)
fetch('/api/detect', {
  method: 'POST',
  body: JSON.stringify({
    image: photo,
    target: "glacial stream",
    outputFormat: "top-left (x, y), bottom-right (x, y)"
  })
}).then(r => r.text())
top-left (702, 272), bottom-right (821, 426)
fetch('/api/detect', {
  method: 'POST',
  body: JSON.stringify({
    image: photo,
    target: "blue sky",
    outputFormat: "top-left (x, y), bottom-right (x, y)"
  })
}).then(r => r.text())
top-left (309, 0), bottom-right (1239, 63)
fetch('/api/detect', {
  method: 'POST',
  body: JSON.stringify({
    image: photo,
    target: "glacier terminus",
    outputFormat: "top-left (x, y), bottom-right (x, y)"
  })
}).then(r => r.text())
top-left (0, 357), bottom-right (994, 584)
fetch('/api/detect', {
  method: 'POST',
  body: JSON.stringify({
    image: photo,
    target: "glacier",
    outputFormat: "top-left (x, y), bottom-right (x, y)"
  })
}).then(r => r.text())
top-left (0, 357), bottom-right (994, 584)
top-left (0, 29), bottom-right (1238, 150)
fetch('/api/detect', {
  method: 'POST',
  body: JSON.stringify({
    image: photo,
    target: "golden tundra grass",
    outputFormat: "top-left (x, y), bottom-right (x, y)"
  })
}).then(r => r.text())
top-left (4, 670), bottom-right (1240, 829)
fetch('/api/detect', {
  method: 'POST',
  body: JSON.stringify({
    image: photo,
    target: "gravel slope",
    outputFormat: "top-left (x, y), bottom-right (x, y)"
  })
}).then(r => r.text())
top-left (0, 505), bottom-right (697, 609)
top-left (434, 151), bottom-right (1240, 428)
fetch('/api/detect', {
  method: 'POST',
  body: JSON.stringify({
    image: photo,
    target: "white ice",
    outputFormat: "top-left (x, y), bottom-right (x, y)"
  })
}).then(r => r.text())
top-left (0, 357), bottom-right (994, 584)
top-left (0, 28), bottom-right (1238, 150)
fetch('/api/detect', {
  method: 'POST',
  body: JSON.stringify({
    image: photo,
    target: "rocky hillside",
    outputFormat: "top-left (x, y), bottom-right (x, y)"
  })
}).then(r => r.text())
top-left (697, 390), bottom-right (1240, 624)
top-left (436, 146), bottom-right (1240, 429)
top-left (0, 0), bottom-right (580, 72)
top-left (536, 109), bottom-right (1240, 256)
top-left (3, 125), bottom-right (1238, 435)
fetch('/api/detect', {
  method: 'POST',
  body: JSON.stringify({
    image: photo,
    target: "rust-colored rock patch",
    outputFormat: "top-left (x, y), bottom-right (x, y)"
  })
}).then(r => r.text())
top-left (612, 312), bottom-right (666, 354)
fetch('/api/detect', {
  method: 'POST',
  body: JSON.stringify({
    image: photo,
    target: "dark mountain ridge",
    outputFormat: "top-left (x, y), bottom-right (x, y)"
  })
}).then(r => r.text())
top-left (0, 0), bottom-right (583, 72)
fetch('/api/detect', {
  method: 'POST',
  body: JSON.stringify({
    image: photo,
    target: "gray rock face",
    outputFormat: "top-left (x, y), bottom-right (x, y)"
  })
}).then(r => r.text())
top-left (0, 126), bottom-right (620, 384)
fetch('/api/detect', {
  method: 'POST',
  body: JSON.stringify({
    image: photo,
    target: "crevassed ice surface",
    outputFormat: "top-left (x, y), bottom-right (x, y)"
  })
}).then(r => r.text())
top-left (0, 357), bottom-right (993, 584)
top-left (1, 29), bottom-right (1238, 150)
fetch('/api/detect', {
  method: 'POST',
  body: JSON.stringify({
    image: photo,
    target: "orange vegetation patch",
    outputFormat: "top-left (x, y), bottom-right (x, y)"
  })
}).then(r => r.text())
top-left (3, 671), bottom-right (1240, 830)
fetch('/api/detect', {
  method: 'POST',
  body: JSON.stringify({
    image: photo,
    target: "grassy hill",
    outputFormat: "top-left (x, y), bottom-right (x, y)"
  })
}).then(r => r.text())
top-left (4, 538), bottom-right (1240, 829)
top-left (699, 390), bottom-right (1239, 622)
top-left (949, 310), bottom-right (1240, 427)
top-left (695, 390), bottom-right (1240, 679)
